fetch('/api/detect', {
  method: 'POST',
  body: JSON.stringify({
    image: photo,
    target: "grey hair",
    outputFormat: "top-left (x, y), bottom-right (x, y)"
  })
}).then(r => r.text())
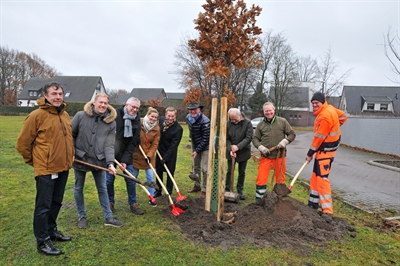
top-left (126, 97), bottom-right (140, 106)
top-left (228, 108), bottom-right (241, 116)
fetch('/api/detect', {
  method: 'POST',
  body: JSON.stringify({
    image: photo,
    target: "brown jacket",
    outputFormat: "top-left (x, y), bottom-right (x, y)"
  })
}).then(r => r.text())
top-left (132, 119), bottom-right (160, 170)
top-left (16, 97), bottom-right (74, 176)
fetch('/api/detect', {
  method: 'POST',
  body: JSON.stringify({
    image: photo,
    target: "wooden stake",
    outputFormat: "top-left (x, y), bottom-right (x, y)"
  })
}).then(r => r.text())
top-left (205, 98), bottom-right (218, 211)
top-left (217, 97), bottom-right (227, 222)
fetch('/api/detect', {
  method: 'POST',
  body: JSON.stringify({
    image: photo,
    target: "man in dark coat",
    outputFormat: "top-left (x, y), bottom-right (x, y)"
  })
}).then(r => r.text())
top-left (155, 107), bottom-right (183, 196)
top-left (225, 108), bottom-right (253, 200)
top-left (106, 97), bottom-right (143, 215)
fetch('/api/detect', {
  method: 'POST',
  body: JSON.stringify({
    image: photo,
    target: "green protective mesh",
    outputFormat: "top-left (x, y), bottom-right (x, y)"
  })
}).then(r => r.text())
top-left (211, 158), bottom-right (219, 212)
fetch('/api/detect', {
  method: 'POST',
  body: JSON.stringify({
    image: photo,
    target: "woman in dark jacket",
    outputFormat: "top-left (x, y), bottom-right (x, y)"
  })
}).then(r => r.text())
top-left (155, 107), bottom-right (183, 196)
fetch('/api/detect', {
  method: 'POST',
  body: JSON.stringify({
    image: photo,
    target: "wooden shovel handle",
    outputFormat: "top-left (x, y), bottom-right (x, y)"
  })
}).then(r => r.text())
top-left (289, 161), bottom-right (308, 189)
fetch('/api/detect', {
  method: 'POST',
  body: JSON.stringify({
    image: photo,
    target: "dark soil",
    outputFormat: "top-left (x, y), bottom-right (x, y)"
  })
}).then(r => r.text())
top-left (155, 191), bottom-right (355, 255)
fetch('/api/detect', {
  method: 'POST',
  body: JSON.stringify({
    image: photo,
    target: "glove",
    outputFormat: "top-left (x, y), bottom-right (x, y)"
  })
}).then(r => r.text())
top-left (258, 145), bottom-right (270, 155)
top-left (146, 157), bottom-right (151, 164)
top-left (159, 159), bottom-right (165, 165)
top-left (277, 139), bottom-right (289, 149)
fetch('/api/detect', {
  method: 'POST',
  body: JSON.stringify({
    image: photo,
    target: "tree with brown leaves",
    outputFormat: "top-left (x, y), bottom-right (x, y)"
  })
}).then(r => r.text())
top-left (186, 0), bottom-right (263, 110)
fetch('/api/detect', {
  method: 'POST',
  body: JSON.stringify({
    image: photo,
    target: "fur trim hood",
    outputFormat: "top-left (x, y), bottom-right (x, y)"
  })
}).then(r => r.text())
top-left (83, 101), bottom-right (117, 124)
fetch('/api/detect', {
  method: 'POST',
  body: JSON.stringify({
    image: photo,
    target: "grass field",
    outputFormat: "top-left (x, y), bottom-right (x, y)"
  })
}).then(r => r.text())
top-left (0, 116), bottom-right (399, 265)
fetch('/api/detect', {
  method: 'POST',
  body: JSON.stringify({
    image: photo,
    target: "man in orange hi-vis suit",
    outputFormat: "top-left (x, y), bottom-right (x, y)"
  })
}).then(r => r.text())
top-left (306, 91), bottom-right (348, 223)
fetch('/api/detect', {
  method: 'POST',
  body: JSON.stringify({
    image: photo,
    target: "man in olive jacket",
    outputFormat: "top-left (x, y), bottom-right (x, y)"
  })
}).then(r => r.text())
top-left (225, 108), bottom-right (253, 200)
top-left (16, 82), bottom-right (74, 256)
top-left (252, 102), bottom-right (296, 202)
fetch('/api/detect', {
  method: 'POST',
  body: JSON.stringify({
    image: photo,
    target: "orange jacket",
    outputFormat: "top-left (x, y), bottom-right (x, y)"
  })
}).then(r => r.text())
top-left (307, 102), bottom-right (348, 156)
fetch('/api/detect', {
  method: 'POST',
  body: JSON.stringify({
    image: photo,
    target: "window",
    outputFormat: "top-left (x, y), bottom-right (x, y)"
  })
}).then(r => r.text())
top-left (298, 115), bottom-right (302, 119)
top-left (29, 91), bottom-right (37, 97)
top-left (65, 92), bottom-right (71, 97)
top-left (367, 103), bottom-right (374, 110)
top-left (380, 103), bottom-right (388, 111)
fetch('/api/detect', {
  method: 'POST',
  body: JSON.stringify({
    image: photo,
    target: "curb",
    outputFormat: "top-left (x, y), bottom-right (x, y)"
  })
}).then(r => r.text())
top-left (366, 160), bottom-right (400, 172)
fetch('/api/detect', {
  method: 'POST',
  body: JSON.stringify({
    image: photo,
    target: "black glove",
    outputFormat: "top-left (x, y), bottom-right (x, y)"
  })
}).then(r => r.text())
top-left (146, 157), bottom-right (151, 164)
top-left (159, 159), bottom-right (165, 165)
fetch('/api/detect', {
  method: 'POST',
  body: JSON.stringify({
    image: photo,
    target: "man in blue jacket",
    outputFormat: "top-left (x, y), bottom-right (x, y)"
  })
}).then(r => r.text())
top-left (186, 102), bottom-right (210, 198)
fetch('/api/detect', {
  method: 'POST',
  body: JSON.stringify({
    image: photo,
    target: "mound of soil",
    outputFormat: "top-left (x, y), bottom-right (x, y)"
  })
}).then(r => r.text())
top-left (156, 191), bottom-right (355, 255)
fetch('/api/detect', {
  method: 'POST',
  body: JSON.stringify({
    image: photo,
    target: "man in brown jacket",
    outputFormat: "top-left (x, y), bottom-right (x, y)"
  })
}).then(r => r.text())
top-left (16, 82), bottom-right (74, 256)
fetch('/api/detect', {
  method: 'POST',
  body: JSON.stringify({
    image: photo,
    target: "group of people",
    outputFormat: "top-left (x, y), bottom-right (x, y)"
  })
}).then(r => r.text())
top-left (16, 81), bottom-right (347, 256)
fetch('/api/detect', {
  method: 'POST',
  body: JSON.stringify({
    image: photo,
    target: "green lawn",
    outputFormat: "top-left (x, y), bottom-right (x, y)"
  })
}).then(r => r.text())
top-left (0, 116), bottom-right (399, 265)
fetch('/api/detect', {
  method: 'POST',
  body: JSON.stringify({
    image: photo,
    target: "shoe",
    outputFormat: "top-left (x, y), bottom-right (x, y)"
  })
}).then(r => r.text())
top-left (37, 239), bottom-right (62, 256)
top-left (321, 213), bottom-right (333, 223)
top-left (77, 217), bottom-right (87, 229)
top-left (149, 199), bottom-right (157, 207)
top-left (104, 218), bottom-right (124, 227)
top-left (239, 194), bottom-right (246, 200)
top-left (130, 204), bottom-right (144, 215)
top-left (187, 186), bottom-right (201, 193)
top-left (50, 229), bottom-right (71, 242)
top-left (110, 202), bottom-right (114, 212)
top-left (154, 191), bottom-right (162, 198)
top-left (198, 192), bottom-right (206, 199)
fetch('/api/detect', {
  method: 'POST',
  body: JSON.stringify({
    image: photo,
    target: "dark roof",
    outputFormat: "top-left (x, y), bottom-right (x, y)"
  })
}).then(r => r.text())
top-left (166, 92), bottom-right (186, 100)
top-left (129, 88), bottom-right (165, 102)
top-left (18, 76), bottom-right (104, 103)
top-left (326, 96), bottom-right (341, 108)
top-left (269, 86), bottom-right (310, 108)
top-left (341, 86), bottom-right (400, 115)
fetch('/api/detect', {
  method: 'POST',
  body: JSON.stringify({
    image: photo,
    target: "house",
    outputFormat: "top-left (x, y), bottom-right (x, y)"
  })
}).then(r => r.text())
top-left (17, 76), bottom-right (106, 106)
top-left (268, 82), bottom-right (316, 127)
top-left (119, 88), bottom-right (167, 105)
top-left (161, 92), bottom-right (186, 108)
top-left (339, 85), bottom-right (400, 116)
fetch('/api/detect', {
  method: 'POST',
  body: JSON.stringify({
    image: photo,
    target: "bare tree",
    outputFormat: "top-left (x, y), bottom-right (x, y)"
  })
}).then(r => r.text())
top-left (297, 55), bottom-right (319, 82)
top-left (383, 26), bottom-right (400, 83)
top-left (0, 46), bottom-right (58, 105)
top-left (317, 47), bottom-right (352, 96)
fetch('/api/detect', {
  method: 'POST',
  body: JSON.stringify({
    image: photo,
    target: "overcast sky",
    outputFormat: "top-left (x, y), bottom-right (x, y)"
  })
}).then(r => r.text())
top-left (1, 0), bottom-right (399, 93)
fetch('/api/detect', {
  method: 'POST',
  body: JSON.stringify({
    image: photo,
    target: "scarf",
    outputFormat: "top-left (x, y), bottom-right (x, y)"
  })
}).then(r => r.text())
top-left (163, 119), bottom-right (175, 132)
top-left (123, 106), bottom-right (137, 137)
top-left (143, 115), bottom-right (156, 133)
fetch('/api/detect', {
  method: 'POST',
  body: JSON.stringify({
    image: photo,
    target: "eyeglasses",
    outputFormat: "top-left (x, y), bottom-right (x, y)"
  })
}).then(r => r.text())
top-left (128, 104), bottom-right (139, 110)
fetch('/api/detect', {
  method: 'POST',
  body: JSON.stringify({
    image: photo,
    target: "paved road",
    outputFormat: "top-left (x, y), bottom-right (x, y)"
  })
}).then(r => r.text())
top-left (284, 131), bottom-right (400, 215)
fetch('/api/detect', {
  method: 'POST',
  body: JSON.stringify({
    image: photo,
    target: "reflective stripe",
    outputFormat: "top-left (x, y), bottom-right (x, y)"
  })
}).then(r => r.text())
top-left (328, 130), bottom-right (339, 136)
top-left (310, 189), bottom-right (319, 196)
top-left (320, 194), bottom-right (332, 200)
top-left (321, 202), bottom-right (333, 208)
top-left (309, 197), bottom-right (319, 203)
top-left (315, 132), bottom-right (326, 139)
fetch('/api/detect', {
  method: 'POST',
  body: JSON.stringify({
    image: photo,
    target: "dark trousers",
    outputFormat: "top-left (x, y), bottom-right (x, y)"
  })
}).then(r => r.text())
top-left (34, 170), bottom-right (69, 245)
top-left (225, 159), bottom-right (248, 194)
top-left (155, 169), bottom-right (174, 195)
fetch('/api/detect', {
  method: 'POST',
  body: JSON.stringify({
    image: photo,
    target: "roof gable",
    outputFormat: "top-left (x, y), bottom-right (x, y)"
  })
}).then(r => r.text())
top-left (129, 88), bottom-right (166, 102)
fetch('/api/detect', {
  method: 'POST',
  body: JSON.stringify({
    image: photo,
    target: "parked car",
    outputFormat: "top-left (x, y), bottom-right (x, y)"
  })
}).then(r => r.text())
top-left (251, 117), bottom-right (263, 129)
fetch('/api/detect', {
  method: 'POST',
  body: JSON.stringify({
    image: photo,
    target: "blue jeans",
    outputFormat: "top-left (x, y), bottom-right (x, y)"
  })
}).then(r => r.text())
top-left (131, 167), bottom-right (155, 196)
top-left (106, 164), bottom-right (137, 206)
top-left (34, 171), bottom-right (69, 246)
top-left (74, 169), bottom-right (113, 220)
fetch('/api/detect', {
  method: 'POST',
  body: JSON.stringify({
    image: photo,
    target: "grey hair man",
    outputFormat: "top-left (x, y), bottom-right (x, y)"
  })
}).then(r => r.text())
top-left (225, 108), bottom-right (253, 200)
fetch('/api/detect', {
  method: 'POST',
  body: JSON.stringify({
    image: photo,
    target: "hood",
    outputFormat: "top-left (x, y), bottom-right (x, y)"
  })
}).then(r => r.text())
top-left (37, 97), bottom-right (67, 113)
top-left (83, 101), bottom-right (117, 124)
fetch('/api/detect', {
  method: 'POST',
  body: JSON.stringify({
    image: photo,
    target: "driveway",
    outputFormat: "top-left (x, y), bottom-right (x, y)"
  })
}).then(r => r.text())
top-left (284, 131), bottom-right (400, 216)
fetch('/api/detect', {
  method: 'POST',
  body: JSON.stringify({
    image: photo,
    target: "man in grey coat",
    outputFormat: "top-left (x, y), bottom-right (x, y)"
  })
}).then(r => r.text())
top-left (72, 93), bottom-right (124, 228)
top-left (225, 108), bottom-right (253, 200)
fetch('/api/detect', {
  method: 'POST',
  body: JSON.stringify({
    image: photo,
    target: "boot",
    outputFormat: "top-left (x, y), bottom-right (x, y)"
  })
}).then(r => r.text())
top-left (187, 185), bottom-right (201, 193)
top-left (255, 185), bottom-right (267, 202)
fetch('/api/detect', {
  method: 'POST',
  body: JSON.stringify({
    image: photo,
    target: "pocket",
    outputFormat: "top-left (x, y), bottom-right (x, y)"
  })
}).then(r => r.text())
top-left (318, 159), bottom-right (331, 177)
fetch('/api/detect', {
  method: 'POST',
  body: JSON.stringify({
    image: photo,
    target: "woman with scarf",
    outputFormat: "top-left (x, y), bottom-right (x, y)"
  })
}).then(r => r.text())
top-left (154, 107), bottom-right (183, 197)
top-left (132, 107), bottom-right (160, 207)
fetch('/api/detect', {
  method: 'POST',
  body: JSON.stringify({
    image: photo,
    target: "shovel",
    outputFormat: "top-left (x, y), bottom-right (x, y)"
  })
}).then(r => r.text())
top-left (224, 157), bottom-right (240, 203)
top-left (272, 148), bottom-right (292, 197)
top-left (74, 159), bottom-right (158, 189)
top-left (189, 155), bottom-right (200, 182)
top-left (114, 159), bottom-right (156, 204)
top-left (288, 161), bottom-right (308, 190)
top-left (156, 150), bottom-right (187, 202)
top-left (138, 145), bottom-right (185, 216)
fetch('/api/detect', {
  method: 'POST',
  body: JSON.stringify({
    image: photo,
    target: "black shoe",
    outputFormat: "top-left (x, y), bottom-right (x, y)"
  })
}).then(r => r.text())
top-left (37, 239), bottom-right (62, 256)
top-left (239, 194), bottom-right (246, 200)
top-left (50, 230), bottom-right (71, 242)
top-left (154, 191), bottom-right (162, 198)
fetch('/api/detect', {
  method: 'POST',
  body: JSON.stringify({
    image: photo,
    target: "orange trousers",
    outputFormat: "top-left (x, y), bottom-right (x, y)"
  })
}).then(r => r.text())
top-left (256, 156), bottom-right (286, 186)
top-left (308, 150), bottom-right (336, 214)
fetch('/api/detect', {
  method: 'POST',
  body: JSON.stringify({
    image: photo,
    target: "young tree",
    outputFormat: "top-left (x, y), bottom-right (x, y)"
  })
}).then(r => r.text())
top-left (187, 0), bottom-right (263, 107)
